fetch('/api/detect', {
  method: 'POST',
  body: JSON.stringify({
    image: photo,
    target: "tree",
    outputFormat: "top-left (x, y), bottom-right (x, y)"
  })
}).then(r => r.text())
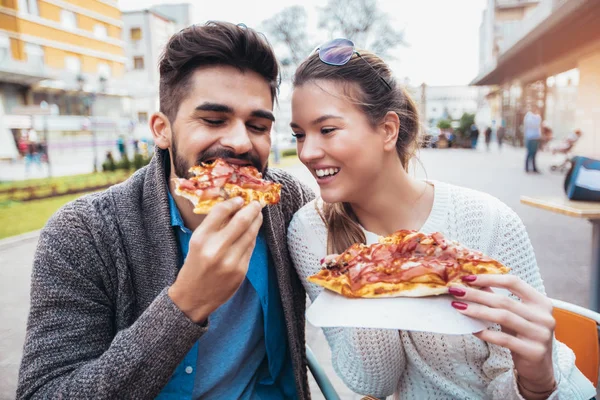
top-left (318, 0), bottom-right (405, 59)
top-left (261, 6), bottom-right (312, 67)
top-left (437, 119), bottom-right (452, 130)
top-left (456, 112), bottom-right (476, 139)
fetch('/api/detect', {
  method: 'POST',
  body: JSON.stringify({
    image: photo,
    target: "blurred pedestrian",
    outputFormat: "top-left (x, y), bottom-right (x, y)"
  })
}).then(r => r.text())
top-left (469, 123), bottom-right (479, 149)
top-left (524, 107), bottom-right (542, 173)
top-left (541, 124), bottom-right (553, 151)
top-left (497, 125), bottom-right (506, 150)
top-left (24, 128), bottom-right (42, 175)
top-left (117, 135), bottom-right (127, 159)
top-left (484, 126), bottom-right (492, 151)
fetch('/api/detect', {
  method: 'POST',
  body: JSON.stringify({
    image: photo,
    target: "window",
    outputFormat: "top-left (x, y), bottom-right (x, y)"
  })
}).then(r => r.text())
top-left (137, 112), bottom-right (148, 123)
top-left (18, 0), bottom-right (39, 15)
top-left (93, 24), bottom-right (108, 39)
top-left (60, 9), bottom-right (77, 30)
top-left (133, 56), bottom-right (144, 70)
top-left (98, 62), bottom-right (111, 78)
top-left (130, 27), bottom-right (142, 41)
top-left (25, 43), bottom-right (44, 67)
top-left (0, 35), bottom-right (9, 61)
top-left (65, 56), bottom-right (81, 73)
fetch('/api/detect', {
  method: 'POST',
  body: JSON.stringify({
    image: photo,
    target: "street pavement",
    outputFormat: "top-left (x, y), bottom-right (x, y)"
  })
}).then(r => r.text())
top-left (0, 144), bottom-right (593, 399)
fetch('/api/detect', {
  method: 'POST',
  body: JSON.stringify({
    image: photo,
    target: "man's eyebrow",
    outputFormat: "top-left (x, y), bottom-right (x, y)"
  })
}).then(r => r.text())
top-left (195, 102), bottom-right (234, 113)
top-left (251, 109), bottom-right (275, 122)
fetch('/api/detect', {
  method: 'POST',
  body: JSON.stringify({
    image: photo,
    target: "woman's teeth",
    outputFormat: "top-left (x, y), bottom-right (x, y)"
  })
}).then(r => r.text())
top-left (315, 168), bottom-right (340, 177)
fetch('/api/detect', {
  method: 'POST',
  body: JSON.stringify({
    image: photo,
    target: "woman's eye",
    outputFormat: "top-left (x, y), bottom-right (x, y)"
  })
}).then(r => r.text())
top-left (321, 127), bottom-right (336, 134)
top-left (291, 132), bottom-right (305, 140)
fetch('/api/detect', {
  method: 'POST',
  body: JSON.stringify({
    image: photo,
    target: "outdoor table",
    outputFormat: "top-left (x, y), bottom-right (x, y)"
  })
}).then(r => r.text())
top-left (520, 196), bottom-right (600, 311)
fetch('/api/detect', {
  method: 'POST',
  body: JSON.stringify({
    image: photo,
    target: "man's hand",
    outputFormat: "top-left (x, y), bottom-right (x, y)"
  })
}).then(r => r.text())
top-left (168, 198), bottom-right (263, 323)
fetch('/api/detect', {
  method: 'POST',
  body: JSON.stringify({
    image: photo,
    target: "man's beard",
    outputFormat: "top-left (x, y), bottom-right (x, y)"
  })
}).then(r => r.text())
top-left (171, 133), bottom-right (268, 179)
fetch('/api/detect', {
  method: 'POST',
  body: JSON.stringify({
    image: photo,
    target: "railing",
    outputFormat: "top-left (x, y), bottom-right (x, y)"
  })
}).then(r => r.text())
top-left (0, 55), bottom-right (49, 82)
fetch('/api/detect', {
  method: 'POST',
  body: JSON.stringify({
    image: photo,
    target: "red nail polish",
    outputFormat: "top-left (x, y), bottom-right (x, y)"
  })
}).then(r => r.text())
top-left (451, 301), bottom-right (468, 310)
top-left (448, 287), bottom-right (466, 297)
top-left (320, 258), bottom-right (325, 264)
top-left (462, 275), bottom-right (477, 283)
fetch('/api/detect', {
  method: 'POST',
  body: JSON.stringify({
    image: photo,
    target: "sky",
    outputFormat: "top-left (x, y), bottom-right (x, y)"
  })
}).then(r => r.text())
top-left (119, 0), bottom-right (488, 87)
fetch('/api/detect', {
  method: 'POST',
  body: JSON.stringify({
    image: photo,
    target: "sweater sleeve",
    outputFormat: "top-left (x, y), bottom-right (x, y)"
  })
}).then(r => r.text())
top-left (288, 207), bottom-right (405, 397)
top-left (17, 203), bottom-right (208, 399)
top-left (482, 202), bottom-right (596, 400)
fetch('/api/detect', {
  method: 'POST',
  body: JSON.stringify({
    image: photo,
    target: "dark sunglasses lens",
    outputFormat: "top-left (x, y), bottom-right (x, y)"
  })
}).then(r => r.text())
top-left (319, 38), bottom-right (354, 66)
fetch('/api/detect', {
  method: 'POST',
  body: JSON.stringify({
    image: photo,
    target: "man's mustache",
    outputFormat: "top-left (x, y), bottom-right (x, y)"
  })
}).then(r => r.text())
top-left (196, 149), bottom-right (263, 172)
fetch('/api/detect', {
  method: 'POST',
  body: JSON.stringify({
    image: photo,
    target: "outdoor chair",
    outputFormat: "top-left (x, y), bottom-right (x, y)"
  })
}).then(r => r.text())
top-left (552, 298), bottom-right (600, 389)
top-left (308, 298), bottom-right (600, 399)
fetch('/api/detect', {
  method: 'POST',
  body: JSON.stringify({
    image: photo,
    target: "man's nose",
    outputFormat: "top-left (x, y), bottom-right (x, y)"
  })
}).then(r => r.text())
top-left (220, 121), bottom-right (253, 154)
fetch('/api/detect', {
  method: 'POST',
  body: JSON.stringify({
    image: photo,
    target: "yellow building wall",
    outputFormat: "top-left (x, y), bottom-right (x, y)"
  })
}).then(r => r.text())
top-left (111, 60), bottom-right (123, 77)
top-left (38, 1), bottom-right (62, 22)
top-left (1, 0), bottom-right (17, 9)
top-left (15, 18), bottom-right (123, 56)
top-left (78, 15), bottom-right (120, 40)
top-left (108, 25), bottom-right (121, 39)
top-left (43, 45), bottom-right (124, 77)
top-left (9, 37), bottom-right (24, 60)
top-left (63, 0), bottom-right (121, 20)
top-left (0, 12), bottom-right (18, 32)
top-left (44, 46), bottom-right (65, 69)
top-left (575, 52), bottom-right (600, 158)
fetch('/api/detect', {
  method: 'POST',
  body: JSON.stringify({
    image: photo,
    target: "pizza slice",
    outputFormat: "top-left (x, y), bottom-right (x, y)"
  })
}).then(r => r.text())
top-left (308, 230), bottom-right (509, 298)
top-left (173, 158), bottom-right (281, 214)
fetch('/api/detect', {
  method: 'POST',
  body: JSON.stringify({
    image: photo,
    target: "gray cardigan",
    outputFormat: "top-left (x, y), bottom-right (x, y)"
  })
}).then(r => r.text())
top-left (17, 149), bottom-right (315, 399)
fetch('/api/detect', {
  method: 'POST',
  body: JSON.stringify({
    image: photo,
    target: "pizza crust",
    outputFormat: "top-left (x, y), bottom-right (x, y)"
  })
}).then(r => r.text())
top-left (308, 270), bottom-right (451, 298)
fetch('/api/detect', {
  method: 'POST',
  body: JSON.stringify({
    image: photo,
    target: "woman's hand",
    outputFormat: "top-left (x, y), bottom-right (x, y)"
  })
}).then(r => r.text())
top-left (448, 274), bottom-right (557, 398)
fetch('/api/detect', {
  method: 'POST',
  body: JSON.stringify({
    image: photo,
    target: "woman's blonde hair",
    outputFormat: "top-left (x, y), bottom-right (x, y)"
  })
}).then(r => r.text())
top-left (293, 49), bottom-right (421, 253)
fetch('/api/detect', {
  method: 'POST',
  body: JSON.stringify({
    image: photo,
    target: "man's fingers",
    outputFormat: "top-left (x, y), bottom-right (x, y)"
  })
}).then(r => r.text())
top-left (225, 210), bottom-right (263, 263)
top-left (198, 197), bottom-right (245, 232)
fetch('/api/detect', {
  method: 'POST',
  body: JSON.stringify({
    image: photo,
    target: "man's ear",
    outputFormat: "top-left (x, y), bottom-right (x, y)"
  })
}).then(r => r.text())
top-left (382, 111), bottom-right (400, 152)
top-left (150, 112), bottom-right (172, 150)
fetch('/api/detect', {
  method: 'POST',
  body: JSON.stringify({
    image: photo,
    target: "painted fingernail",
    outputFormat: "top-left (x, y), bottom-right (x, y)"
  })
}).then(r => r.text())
top-left (462, 275), bottom-right (477, 283)
top-left (451, 301), bottom-right (468, 311)
top-left (448, 287), bottom-right (466, 297)
top-left (320, 258), bottom-right (325, 264)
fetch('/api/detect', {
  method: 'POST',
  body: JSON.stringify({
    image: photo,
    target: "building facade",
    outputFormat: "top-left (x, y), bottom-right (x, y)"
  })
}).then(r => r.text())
top-left (473, 0), bottom-right (600, 156)
top-left (122, 4), bottom-right (192, 135)
top-left (0, 0), bottom-right (139, 174)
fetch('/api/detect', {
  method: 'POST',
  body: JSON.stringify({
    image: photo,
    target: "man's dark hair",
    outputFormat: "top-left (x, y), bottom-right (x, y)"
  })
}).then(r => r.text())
top-left (158, 21), bottom-right (280, 122)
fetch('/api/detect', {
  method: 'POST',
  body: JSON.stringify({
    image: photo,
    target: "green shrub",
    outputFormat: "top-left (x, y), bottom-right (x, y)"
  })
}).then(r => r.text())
top-left (118, 154), bottom-right (131, 170)
top-left (102, 152), bottom-right (117, 172)
top-left (133, 153), bottom-right (146, 170)
top-left (281, 148), bottom-right (297, 157)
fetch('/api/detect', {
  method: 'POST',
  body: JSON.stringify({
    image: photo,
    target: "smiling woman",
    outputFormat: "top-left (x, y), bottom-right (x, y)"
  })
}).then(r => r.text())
top-left (286, 38), bottom-right (596, 400)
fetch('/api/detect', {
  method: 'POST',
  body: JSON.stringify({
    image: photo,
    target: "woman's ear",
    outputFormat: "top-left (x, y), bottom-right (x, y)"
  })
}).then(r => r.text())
top-left (382, 111), bottom-right (400, 152)
top-left (150, 112), bottom-right (172, 150)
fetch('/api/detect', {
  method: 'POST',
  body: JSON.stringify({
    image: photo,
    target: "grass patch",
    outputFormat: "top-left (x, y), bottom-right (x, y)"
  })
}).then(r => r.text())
top-left (0, 154), bottom-right (301, 239)
top-left (0, 193), bottom-right (85, 239)
top-left (0, 170), bottom-right (132, 202)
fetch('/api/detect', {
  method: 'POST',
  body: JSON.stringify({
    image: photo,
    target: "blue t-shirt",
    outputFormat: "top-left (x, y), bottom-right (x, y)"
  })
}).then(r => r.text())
top-left (156, 192), bottom-right (297, 399)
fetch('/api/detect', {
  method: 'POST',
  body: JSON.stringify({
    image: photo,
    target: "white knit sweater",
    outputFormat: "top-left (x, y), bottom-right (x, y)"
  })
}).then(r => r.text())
top-left (289, 181), bottom-right (596, 399)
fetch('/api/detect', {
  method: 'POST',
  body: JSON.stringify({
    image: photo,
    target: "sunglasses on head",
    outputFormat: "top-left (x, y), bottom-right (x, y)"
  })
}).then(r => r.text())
top-left (316, 38), bottom-right (392, 91)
